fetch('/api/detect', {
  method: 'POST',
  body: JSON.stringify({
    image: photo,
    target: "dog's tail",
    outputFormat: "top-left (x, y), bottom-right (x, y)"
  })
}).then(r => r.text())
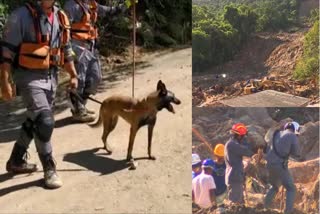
top-left (88, 105), bottom-right (103, 128)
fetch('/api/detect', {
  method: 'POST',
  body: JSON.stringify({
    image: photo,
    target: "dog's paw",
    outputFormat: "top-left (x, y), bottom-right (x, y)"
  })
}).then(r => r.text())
top-left (148, 156), bottom-right (156, 160)
top-left (105, 149), bottom-right (113, 155)
top-left (128, 162), bottom-right (137, 170)
top-left (126, 157), bottom-right (134, 162)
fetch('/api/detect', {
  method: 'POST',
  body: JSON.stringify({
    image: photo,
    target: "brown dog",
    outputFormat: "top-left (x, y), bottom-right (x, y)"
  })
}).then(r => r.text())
top-left (89, 80), bottom-right (181, 163)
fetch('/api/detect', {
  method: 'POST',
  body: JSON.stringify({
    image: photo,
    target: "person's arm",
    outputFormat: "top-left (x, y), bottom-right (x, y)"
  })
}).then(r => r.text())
top-left (206, 176), bottom-right (216, 206)
top-left (230, 141), bottom-right (255, 158)
top-left (63, 44), bottom-right (78, 89)
top-left (61, 12), bottom-right (78, 89)
top-left (63, 61), bottom-right (78, 89)
top-left (192, 179), bottom-right (196, 202)
top-left (209, 189), bottom-right (216, 206)
top-left (289, 135), bottom-right (304, 161)
top-left (1, 10), bottom-right (23, 101)
top-left (97, 3), bottom-right (126, 18)
top-left (63, 1), bottom-right (76, 24)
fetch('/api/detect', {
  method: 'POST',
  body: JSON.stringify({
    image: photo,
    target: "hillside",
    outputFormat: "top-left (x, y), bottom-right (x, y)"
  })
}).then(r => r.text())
top-left (192, 0), bottom-right (319, 106)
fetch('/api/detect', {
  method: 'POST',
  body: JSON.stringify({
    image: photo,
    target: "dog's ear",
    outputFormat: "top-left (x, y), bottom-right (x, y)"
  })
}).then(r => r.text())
top-left (157, 80), bottom-right (167, 95)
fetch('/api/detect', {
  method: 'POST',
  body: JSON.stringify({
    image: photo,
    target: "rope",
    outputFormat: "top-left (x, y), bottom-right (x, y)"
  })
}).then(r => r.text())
top-left (132, 0), bottom-right (136, 98)
top-left (192, 127), bottom-right (212, 152)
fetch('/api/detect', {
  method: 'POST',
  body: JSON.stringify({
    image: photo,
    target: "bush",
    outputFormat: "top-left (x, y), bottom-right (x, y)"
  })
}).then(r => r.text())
top-left (192, 4), bottom-right (257, 72)
top-left (0, 0), bottom-right (191, 51)
top-left (255, 0), bottom-right (299, 31)
top-left (192, 0), bottom-right (300, 72)
top-left (294, 20), bottom-right (319, 81)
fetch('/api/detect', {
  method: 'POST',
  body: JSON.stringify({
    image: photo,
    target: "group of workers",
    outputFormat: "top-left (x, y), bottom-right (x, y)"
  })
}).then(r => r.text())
top-left (0, 0), bottom-right (128, 189)
top-left (192, 121), bottom-right (302, 214)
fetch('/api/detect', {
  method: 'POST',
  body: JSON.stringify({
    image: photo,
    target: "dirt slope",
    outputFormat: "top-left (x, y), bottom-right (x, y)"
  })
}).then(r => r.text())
top-left (192, 29), bottom-right (319, 107)
top-left (0, 48), bottom-right (192, 213)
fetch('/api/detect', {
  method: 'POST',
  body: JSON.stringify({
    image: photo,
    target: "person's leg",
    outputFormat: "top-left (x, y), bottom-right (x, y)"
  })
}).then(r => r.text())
top-left (6, 118), bottom-right (38, 173)
top-left (282, 169), bottom-right (296, 214)
top-left (83, 50), bottom-right (102, 96)
top-left (264, 165), bottom-right (282, 208)
top-left (70, 55), bottom-right (87, 114)
top-left (28, 87), bottom-right (62, 189)
top-left (216, 190), bottom-right (228, 206)
top-left (82, 50), bottom-right (102, 113)
top-left (70, 48), bottom-right (96, 122)
top-left (228, 182), bottom-right (244, 204)
top-left (6, 86), bottom-right (41, 174)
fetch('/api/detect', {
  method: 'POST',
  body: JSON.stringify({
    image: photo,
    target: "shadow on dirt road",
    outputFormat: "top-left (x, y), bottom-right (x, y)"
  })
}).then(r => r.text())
top-left (63, 148), bottom-right (130, 175)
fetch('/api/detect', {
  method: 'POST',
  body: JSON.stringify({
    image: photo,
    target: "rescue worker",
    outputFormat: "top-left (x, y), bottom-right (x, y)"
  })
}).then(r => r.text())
top-left (264, 121), bottom-right (302, 214)
top-left (63, 0), bottom-right (127, 122)
top-left (0, 0), bottom-right (78, 189)
top-left (192, 153), bottom-right (202, 179)
top-left (212, 144), bottom-right (227, 206)
top-left (192, 159), bottom-right (216, 209)
top-left (224, 123), bottom-right (255, 204)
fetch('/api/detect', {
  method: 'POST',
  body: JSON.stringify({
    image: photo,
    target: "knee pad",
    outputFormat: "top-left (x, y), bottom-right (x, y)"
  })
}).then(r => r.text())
top-left (34, 110), bottom-right (55, 142)
top-left (21, 118), bottom-right (34, 139)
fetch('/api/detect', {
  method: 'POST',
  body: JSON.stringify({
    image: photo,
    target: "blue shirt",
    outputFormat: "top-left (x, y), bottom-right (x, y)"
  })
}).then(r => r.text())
top-left (225, 137), bottom-right (254, 184)
top-left (266, 129), bottom-right (300, 166)
top-left (192, 170), bottom-right (201, 180)
top-left (212, 161), bottom-right (227, 196)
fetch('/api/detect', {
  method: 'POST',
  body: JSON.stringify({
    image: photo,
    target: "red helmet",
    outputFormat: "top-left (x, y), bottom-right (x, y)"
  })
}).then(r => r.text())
top-left (231, 123), bottom-right (247, 136)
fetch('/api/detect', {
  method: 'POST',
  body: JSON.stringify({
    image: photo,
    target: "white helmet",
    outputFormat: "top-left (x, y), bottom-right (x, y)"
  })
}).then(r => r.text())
top-left (192, 153), bottom-right (201, 166)
top-left (284, 121), bottom-right (300, 135)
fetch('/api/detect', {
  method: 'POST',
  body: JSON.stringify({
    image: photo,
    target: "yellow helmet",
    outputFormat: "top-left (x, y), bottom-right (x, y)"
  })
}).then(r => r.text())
top-left (213, 144), bottom-right (225, 157)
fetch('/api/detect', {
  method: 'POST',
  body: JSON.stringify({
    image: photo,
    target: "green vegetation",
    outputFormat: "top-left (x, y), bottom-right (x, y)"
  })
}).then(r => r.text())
top-left (193, 0), bottom-right (301, 72)
top-left (0, 0), bottom-right (191, 54)
top-left (294, 20), bottom-right (319, 81)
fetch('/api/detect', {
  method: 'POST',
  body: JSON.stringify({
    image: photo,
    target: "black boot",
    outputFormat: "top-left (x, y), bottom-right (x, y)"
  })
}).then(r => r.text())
top-left (6, 143), bottom-right (38, 174)
top-left (39, 153), bottom-right (62, 189)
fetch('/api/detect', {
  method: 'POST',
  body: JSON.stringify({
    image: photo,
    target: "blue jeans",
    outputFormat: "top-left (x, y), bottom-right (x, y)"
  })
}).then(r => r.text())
top-left (264, 164), bottom-right (296, 213)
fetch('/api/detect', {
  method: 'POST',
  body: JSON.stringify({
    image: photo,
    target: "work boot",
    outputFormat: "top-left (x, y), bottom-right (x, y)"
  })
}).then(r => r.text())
top-left (6, 143), bottom-right (38, 174)
top-left (39, 153), bottom-right (62, 189)
top-left (72, 109), bottom-right (96, 123)
top-left (85, 107), bottom-right (96, 115)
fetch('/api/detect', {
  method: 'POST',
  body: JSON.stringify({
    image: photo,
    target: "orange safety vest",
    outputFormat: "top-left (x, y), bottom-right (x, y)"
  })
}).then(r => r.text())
top-left (71, 0), bottom-right (98, 41)
top-left (18, 3), bottom-right (71, 70)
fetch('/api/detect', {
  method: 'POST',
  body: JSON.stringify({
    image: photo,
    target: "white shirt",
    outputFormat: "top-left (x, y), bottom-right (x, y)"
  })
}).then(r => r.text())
top-left (192, 172), bottom-right (216, 208)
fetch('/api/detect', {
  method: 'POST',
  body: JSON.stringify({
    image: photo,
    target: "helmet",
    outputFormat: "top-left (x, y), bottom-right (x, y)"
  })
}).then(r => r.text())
top-left (202, 159), bottom-right (215, 169)
top-left (284, 121), bottom-right (300, 135)
top-left (213, 144), bottom-right (225, 157)
top-left (192, 153), bottom-right (201, 166)
top-left (231, 123), bottom-right (247, 136)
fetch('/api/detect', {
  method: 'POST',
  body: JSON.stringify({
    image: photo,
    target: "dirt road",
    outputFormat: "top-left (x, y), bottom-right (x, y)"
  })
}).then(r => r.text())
top-left (0, 48), bottom-right (192, 213)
